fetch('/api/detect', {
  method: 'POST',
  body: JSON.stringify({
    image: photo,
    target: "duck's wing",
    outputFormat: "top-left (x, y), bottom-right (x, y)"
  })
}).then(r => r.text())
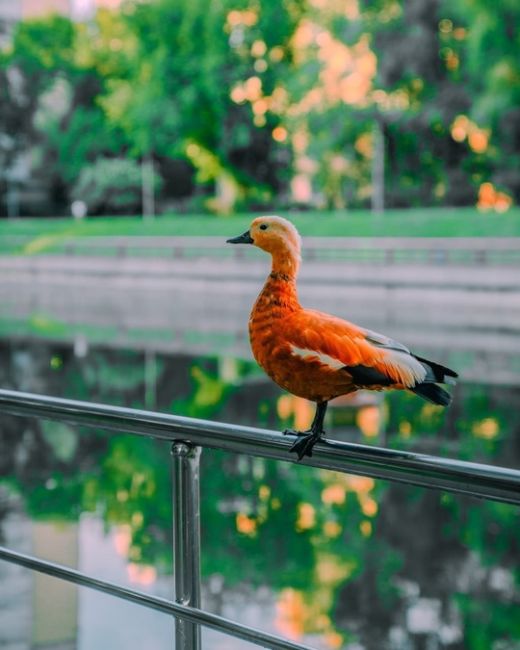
top-left (285, 309), bottom-right (428, 388)
top-left (363, 328), bottom-right (411, 354)
top-left (363, 326), bottom-right (457, 384)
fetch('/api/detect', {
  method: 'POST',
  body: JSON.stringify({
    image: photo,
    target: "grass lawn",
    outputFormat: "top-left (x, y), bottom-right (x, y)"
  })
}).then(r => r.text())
top-left (1, 208), bottom-right (519, 249)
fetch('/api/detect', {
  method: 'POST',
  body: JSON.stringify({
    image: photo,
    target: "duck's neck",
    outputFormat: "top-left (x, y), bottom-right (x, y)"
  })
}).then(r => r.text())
top-left (271, 245), bottom-right (300, 279)
top-left (252, 270), bottom-right (300, 318)
top-left (252, 251), bottom-right (301, 316)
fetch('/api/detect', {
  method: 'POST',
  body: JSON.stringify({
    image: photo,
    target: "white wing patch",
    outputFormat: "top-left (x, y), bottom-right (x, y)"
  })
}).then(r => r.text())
top-left (290, 345), bottom-right (345, 370)
top-left (381, 350), bottom-right (427, 386)
top-left (290, 344), bottom-right (428, 387)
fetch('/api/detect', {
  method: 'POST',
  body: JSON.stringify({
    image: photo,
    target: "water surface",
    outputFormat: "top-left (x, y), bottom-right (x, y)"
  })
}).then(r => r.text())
top-left (1, 337), bottom-right (518, 650)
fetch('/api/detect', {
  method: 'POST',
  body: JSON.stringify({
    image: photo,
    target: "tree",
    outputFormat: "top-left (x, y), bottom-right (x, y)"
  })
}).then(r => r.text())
top-left (100, 0), bottom-right (304, 212)
top-left (0, 15), bottom-right (76, 215)
top-left (450, 0), bottom-right (520, 201)
top-left (1, 12), bottom-right (132, 215)
top-left (353, 0), bottom-right (475, 207)
top-left (2, 0), bottom-right (518, 214)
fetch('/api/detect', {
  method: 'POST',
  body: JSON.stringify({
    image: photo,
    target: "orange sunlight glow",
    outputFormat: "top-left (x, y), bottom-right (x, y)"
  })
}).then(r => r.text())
top-left (296, 502), bottom-right (316, 531)
top-left (112, 525), bottom-right (131, 557)
top-left (291, 23), bottom-right (376, 115)
top-left (443, 48), bottom-right (460, 71)
top-left (275, 589), bottom-right (307, 640)
top-left (276, 395), bottom-right (315, 429)
top-left (346, 475), bottom-right (375, 493)
top-left (472, 417), bottom-right (500, 439)
top-left (360, 520), bottom-right (372, 537)
top-left (321, 483), bottom-right (346, 505)
top-left (272, 126), bottom-right (288, 142)
top-left (269, 46), bottom-right (285, 62)
top-left (236, 512), bottom-right (258, 536)
top-left (325, 631), bottom-right (344, 649)
top-left (451, 114), bottom-right (469, 142)
top-left (252, 99), bottom-right (268, 115)
top-left (291, 175), bottom-right (313, 203)
top-left (127, 563), bottom-right (157, 586)
top-left (277, 394), bottom-right (293, 420)
top-left (468, 129), bottom-right (489, 154)
top-left (251, 40), bottom-right (267, 57)
top-left (477, 182), bottom-right (513, 213)
top-left (226, 9), bottom-right (258, 28)
top-left (451, 115), bottom-right (490, 153)
top-left (278, 552), bottom-right (352, 646)
top-left (356, 404), bottom-right (381, 437)
top-left (355, 132), bottom-right (373, 158)
top-left (399, 420), bottom-right (412, 437)
top-left (323, 521), bottom-right (342, 538)
top-left (359, 495), bottom-right (378, 517)
top-left (309, 0), bottom-right (359, 20)
top-left (315, 555), bottom-right (352, 584)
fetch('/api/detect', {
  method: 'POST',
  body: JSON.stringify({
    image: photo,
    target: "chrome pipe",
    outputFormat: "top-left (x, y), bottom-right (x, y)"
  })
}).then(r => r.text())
top-left (0, 546), bottom-right (313, 650)
top-left (172, 442), bottom-right (202, 650)
top-left (0, 389), bottom-right (519, 505)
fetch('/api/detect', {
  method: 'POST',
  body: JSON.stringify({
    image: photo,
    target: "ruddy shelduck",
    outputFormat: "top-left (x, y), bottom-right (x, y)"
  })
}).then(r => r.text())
top-left (227, 216), bottom-right (457, 459)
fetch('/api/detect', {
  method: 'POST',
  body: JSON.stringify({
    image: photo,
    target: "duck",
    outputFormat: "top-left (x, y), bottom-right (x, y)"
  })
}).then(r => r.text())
top-left (227, 216), bottom-right (458, 460)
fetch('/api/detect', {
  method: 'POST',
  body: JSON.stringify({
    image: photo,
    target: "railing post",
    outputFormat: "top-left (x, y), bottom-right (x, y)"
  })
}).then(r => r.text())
top-left (171, 441), bottom-right (202, 650)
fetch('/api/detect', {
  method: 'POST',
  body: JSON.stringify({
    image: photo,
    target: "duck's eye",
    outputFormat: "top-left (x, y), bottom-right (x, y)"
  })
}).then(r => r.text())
top-left (259, 224), bottom-right (268, 230)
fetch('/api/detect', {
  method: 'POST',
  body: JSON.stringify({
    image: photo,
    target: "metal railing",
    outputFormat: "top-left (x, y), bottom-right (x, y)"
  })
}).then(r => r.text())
top-left (0, 388), bottom-right (519, 650)
top-left (3, 235), bottom-right (520, 265)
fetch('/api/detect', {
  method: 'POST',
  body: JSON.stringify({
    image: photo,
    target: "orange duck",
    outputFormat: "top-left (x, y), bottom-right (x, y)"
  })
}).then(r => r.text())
top-left (227, 216), bottom-right (457, 460)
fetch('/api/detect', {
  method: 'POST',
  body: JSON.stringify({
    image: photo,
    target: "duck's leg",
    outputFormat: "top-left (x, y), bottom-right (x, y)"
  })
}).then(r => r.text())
top-left (285, 401), bottom-right (328, 460)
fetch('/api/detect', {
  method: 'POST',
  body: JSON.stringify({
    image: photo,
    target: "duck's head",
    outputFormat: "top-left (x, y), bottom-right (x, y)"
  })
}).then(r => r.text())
top-left (227, 216), bottom-right (301, 275)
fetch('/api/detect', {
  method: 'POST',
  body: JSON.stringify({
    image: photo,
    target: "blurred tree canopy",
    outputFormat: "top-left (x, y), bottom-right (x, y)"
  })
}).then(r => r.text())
top-left (0, 0), bottom-right (518, 215)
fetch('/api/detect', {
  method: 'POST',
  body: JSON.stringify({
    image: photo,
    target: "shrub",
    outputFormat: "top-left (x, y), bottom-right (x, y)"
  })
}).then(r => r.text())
top-left (72, 157), bottom-right (162, 215)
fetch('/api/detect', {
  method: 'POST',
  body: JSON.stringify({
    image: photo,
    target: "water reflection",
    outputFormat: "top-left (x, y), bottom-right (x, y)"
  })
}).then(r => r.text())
top-left (0, 340), bottom-right (519, 649)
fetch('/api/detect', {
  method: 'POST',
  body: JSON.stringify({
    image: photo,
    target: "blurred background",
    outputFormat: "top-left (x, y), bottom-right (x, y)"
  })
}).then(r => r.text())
top-left (0, 0), bottom-right (519, 216)
top-left (0, 1), bottom-right (519, 649)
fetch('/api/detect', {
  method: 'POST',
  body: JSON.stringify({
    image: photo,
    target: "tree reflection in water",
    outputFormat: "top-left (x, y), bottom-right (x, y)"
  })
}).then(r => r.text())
top-left (0, 340), bottom-right (519, 649)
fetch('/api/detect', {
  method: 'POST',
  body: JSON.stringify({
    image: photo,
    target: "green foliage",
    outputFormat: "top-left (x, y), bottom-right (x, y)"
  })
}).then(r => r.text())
top-left (72, 157), bottom-right (161, 215)
top-left (7, 15), bottom-right (75, 90)
top-left (99, 0), bottom-right (299, 204)
top-left (44, 106), bottom-right (129, 184)
top-left (455, 594), bottom-right (520, 650)
top-left (449, 0), bottom-right (520, 198)
top-left (1, 1), bottom-right (519, 213)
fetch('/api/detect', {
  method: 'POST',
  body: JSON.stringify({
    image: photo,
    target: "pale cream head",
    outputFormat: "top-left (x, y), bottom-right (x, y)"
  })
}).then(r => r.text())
top-left (249, 216), bottom-right (302, 276)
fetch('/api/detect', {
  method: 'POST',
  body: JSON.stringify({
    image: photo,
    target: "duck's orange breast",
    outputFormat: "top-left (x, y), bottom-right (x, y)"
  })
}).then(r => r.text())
top-left (248, 275), bottom-right (360, 401)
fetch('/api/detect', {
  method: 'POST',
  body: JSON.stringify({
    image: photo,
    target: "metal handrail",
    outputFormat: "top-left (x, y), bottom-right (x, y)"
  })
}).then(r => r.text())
top-left (3, 234), bottom-right (520, 265)
top-left (0, 389), bottom-right (519, 504)
top-left (0, 547), bottom-right (313, 650)
top-left (1, 388), bottom-right (519, 650)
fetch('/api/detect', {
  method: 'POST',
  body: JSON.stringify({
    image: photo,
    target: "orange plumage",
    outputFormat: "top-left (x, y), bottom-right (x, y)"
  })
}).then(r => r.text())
top-left (227, 216), bottom-right (457, 459)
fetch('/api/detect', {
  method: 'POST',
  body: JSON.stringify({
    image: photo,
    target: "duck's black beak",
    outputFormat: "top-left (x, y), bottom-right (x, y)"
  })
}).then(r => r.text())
top-left (226, 230), bottom-right (253, 244)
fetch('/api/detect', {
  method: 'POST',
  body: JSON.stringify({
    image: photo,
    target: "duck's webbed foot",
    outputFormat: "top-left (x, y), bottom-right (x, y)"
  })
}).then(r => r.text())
top-left (289, 430), bottom-right (323, 460)
top-left (284, 401), bottom-right (328, 461)
top-left (283, 428), bottom-right (309, 437)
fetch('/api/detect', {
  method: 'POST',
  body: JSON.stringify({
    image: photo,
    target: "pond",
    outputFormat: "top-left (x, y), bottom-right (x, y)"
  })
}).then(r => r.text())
top-left (1, 333), bottom-right (519, 650)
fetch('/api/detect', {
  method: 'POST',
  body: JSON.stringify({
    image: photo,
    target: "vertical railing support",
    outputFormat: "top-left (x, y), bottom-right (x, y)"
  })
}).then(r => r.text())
top-left (171, 441), bottom-right (202, 650)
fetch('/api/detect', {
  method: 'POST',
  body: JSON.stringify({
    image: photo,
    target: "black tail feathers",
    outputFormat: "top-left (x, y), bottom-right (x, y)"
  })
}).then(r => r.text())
top-left (414, 355), bottom-right (458, 385)
top-left (411, 382), bottom-right (453, 406)
top-left (410, 355), bottom-right (457, 406)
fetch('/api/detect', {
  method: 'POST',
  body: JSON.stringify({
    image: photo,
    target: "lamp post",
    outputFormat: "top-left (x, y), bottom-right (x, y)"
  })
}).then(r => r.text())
top-left (371, 118), bottom-right (385, 214)
top-left (141, 153), bottom-right (155, 220)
